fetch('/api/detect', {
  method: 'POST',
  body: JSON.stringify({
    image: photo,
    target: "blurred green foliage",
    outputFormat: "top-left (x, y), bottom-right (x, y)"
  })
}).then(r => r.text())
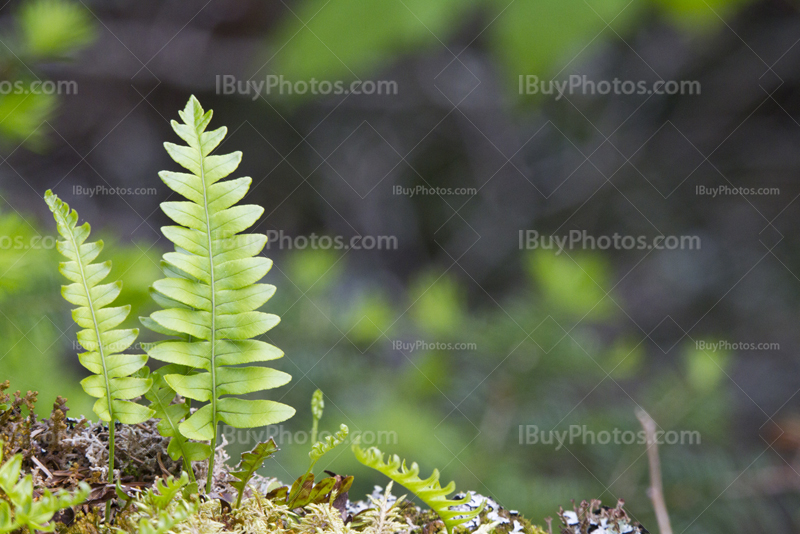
top-left (268, 0), bottom-right (751, 96)
top-left (17, 0), bottom-right (95, 58)
top-left (246, 247), bottom-right (764, 533)
top-left (0, 0), bottom-right (95, 148)
top-left (269, 0), bottom-right (479, 82)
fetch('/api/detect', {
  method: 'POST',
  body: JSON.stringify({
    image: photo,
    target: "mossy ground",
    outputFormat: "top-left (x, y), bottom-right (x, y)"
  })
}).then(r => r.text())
top-left (1, 387), bottom-right (645, 534)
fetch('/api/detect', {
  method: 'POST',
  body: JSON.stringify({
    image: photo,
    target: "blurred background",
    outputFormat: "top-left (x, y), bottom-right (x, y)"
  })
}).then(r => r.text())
top-left (1, 0), bottom-right (800, 531)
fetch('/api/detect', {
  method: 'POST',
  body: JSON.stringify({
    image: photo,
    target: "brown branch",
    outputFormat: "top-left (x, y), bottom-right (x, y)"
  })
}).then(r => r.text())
top-left (635, 408), bottom-right (673, 534)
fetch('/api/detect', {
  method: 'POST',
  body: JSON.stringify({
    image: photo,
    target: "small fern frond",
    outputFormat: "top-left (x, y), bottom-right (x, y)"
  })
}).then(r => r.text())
top-left (145, 96), bottom-right (295, 491)
top-left (45, 190), bottom-right (153, 425)
top-left (310, 423), bottom-right (349, 466)
top-left (352, 441), bottom-right (485, 534)
top-left (145, 365), bottom-right (212, 476)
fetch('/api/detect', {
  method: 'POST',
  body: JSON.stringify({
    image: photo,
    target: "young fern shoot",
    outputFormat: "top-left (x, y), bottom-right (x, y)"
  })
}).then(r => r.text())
top-left (146, 96), bottom-right (295, 492)
top-left (144, 365), bottom-right (212, 483)
top-left (44, 191), bottom-right (153, 514)
top-left (352, 440), bottom-right (485, 534)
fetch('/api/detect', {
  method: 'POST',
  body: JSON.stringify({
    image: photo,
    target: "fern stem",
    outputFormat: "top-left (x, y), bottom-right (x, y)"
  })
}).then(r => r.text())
top-left (63, 210), bottom-right (116, 522)
top-left (185, 458), bottom-right (197, 484)
top-left (197, 123), bottom-right (219, 495)
top-left (105, 422), bottom-right (115, 521)
top-left (206, 423), bottom-right (216, 493)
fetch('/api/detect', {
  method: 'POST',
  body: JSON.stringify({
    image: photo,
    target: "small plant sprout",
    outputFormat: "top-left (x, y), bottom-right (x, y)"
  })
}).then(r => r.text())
top-left (311, 389), bottom-right (324, 444)
top-left (285, 389), bottom-right (348, 507)
top-left (126, 472), bottom-right (198, 534)
top-left (273, 390), bottom-right (350, 509)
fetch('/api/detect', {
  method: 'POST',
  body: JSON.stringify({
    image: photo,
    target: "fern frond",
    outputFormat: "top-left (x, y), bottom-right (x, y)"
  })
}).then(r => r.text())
top-left (146, 96), bottom-right (295, 491)
top-left (45, 190), bottom-right (153, 426)
top-left (352, 441), bottom-right (485, 534)
top-left (286, 423), bottom-right (348, 506)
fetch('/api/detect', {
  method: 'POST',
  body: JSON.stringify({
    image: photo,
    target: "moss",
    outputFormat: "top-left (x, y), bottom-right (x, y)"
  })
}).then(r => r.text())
top-left (0, 394), bottom-right (581, 534)
top-left (60, 510), bottom-right (104, 534)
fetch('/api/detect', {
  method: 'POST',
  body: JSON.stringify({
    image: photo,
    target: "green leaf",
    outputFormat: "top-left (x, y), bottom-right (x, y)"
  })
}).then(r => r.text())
top-left (146, 96), bottom-right (295, 492)
top-left (45, 191), bottom-right (154, 426)
top-left (352, 440), bottom-right (484, 534)
top-left (0, 444), bottom-right (89, 533)
top-left (0, 93), bottom-right (56, 149)
top-left (287, 473), bottom-right (315, 508)
top-left (526, 250), bottom-right (613, 318)
top-left (149, 472), bottom-right (190, 511)
top-left (306, 476), bottom-right (336, 504)
top-left (0, 453), bottom-right (21, 494)
top-left (230, 438), bottom-right (279, 507)
top-left (0, 501), bottom-right (14, 533)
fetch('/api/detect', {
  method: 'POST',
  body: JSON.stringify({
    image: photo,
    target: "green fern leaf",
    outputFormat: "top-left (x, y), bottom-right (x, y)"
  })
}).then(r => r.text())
top-left (44, 190), bottom-right (153, 425)
top-left (352, 441), bottom-right (485, 534)
top-left (146, 96), bottom-right (295, 491)
top-left (230, 438), bottom-right (278, 508)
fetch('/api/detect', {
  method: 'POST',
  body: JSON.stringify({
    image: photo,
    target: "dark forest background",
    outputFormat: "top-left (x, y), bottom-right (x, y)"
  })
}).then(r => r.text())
top-left (3, 0), bottom-right (800, 531)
